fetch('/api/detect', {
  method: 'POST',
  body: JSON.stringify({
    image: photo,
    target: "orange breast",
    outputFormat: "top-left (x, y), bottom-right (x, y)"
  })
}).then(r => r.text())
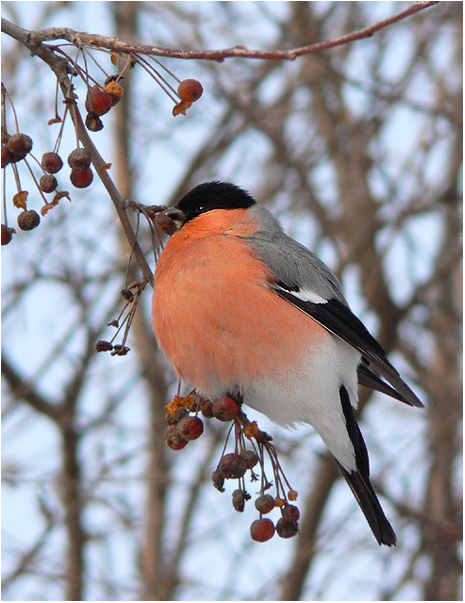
top-left (153, 209), bottom-right (329, 397)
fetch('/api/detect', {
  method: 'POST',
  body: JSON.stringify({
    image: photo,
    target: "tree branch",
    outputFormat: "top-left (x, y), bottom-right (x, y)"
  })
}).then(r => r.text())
top-left (4, 2), bottom-right (438, 62)
top-left (1, 17), bottom-right (155, 285)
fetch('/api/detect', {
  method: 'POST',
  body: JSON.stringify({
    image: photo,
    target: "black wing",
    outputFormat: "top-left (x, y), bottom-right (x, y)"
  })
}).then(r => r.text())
top-left (275, 288), bottom-right (423, 408)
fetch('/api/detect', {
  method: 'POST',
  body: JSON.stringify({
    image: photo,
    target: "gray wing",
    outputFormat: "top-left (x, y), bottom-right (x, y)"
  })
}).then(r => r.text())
top-left (245, 206), bottom-right (423, 408)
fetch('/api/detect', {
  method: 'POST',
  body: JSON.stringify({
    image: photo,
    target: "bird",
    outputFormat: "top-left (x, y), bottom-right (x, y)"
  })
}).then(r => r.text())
top-left (152, 181), bottom-right (423, 546)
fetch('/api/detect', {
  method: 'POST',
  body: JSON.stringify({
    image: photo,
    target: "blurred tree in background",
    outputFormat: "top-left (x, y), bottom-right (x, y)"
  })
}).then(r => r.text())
top-left (2, 2), bottom-right (462, 601)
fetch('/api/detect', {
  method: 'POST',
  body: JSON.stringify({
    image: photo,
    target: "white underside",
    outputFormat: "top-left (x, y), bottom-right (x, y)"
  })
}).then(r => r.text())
top-left (201, 334), bottom-right (361, 472)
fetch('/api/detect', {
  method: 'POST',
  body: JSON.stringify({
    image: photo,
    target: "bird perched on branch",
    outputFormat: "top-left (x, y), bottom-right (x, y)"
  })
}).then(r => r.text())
top-left (153, 181), bottom-right (422, 546)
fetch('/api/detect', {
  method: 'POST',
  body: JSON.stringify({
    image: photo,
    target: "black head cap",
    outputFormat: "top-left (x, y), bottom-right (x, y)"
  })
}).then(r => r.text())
top-left (175, 181), bottom-right (256, 223)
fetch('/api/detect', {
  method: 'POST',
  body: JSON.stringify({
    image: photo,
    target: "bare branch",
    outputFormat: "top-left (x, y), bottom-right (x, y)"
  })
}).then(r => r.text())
top-left (3, 3), bottom-right (438, 62)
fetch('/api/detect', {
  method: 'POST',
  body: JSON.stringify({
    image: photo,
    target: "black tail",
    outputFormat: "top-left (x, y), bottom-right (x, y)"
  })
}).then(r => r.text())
top-left (339, 386), bottom-right (397, 546)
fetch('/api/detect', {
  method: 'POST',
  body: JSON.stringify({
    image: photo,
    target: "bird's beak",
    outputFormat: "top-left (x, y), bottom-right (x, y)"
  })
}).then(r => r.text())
top-left (156, 207), bottom-right (186, 235)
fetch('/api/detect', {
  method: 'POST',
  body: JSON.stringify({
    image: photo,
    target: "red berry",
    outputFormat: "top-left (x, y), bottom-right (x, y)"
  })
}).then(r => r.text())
top-left (218, 453), bottom-right (247, 479)
top-left (85, 113), bottom-right (104, 132)
top-left (255, 494), bottom-right (275, 515)
top-left (250, 518), bottom-right (275, 542)
top-left (7, 133), bottom-right (33, 161)
top-left (42, 152), bottom-right (63, 174)
top-left (276, 517), bottom-right (299, 539)
top-left (177, 79), bottom-right (203, 102)
top-left (164, 425), bottom-right (188, 450)
top-left (85, 85), bottom-right (113, 116)
top-left (70, 167), bottom-right (93, 188)
top-left (212, 396), bottom-right (239, 421)
top-left (177, 416), bottom-right (204, 441)
top-left (39, 174), bottom-right (58, 193)
top-left (2, 145), bottom-right (12, 168)
top-left (1, 224), bottom-right (13, 245)
top-left (281, 504), bottom-right (300, 523)
top-left (68, 148), bottom-right (91, 171)
top-left (17, 210), bottom-right (40, 231)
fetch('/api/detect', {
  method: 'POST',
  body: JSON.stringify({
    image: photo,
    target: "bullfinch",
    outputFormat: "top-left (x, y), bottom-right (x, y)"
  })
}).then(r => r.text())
top-left (153, 181), bottom-right (423, 546)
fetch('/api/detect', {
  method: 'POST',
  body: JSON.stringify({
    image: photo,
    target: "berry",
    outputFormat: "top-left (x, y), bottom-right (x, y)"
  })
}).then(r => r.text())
top-left (177, 416), bottom-right (204, 441)
top-left (39, 174), bottom-right (58, 193)
top-left (255, 494), bottom-right (275, 515)
top-left (1, 224), bottom-right (13, 245)
top-left (96, 340), bottom-right (113, 352)
top-left (178, 79), bottom-right (203, 102)
top-left (104, 77), bottom-right (124, 106)
top-left (281, 504), bottom-right (300, 523)
top-left (17, 210), bottom-right (40, 231)
top-left (240, 449), bottom-right (259, 469)
top-left (7, 133), bottom-right (33, 161)
top-left (250, 518), bottom-right (275, 542)
top-left (164, 425), bottom-right (188, 450)
top-left (212, 396), bottom-right (239, 421)
top-left (199, 398), bottom-right (214, 418)
top-left (70, 167), bottom-right (93, 188)
top-left (156, 212), bottom-right (178, 235)
top-left (42, 152), bottom-right (63, 174)
top-left (232, 489), bottom-right (249, 513)
top-left (165, 406), bottom-right (189, 426)
top-left (276, 517), bottom-right (299, 539)
top-left (68, 148), bottom-right (91, 171)
top-left (218, 453), bottom-right (247, 479)
top-left (2, 145), bottom-right (12, 168)
top-left (85, 85), bottom-right (113, 116)
top-left (85, 113), bottom-right (104, 132)
top-left (211, 469), bottom-right (225, 492)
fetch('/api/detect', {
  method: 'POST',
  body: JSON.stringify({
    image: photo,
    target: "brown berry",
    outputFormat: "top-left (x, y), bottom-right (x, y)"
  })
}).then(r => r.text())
top-left (177, 416), bottom-right (204, 441)
top-left (7, 133), bottom-right (33, 161)
top-left (70, 167), bottom-right (93, 188)
top-left (164, 425), bottom-right (188, 450)
top-left (178, 79), bottom-right (203, 102)
top-left (2, 145), bottom-right (12, 168)
top-left (281, 504), bottom-right (300, 523)
top-left (17, 210), bottom-right (40, 231)
top-left (96, 340), bottom-right (113, 352)
top-left (211, 469), bottom-right (225, 492)
top-left (85, 113), bottom-right (104, 132)
top-left (199, 398), bottom-right (214, 418)
top-left (104, 77), bottom-right (124, 106)
top-left (165, 406), bottom-right (189, 426)
top-left (85, 85), bottom-right (113, 116)
top-left (68, 148), bottom-right (91, 171)
top-left (276, 517), bottom-right (299, 539)
top-left (218, 453), bottom-right (247, 479)
top-left (250, 518), bottom-right (275, 542)
top-left (240, 449), bottom-right (259, 469)
top-left (232, 489), bottom-right (249, 513)
top-left (42, 152), bottom-right (63, 174)
top-left (255, 494), bottom-right (275, 515)
top-left (212, 396), bottom-right (240, 421)
top-left (156, 212), bottom-right (178, 235)
top-left (1, 224), bottom-right (13, 245)
top-left (39, 174), bottom-right (58, 193)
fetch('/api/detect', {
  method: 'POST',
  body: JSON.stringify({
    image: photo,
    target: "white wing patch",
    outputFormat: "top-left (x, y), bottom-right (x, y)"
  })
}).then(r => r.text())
top-left (290, 289), bottom-right (328, 304)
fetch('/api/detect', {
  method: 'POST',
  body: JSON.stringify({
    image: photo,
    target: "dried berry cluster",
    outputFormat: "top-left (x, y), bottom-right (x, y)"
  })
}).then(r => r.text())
top-left (164, 392), bottom-right (300, 543)
top-left (96, 278), bottom-right (149, 356)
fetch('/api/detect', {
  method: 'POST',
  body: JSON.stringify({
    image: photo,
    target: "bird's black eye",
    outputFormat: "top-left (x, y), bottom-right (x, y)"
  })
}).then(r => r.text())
top-left (196, 205), bottom-right (206, 213)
